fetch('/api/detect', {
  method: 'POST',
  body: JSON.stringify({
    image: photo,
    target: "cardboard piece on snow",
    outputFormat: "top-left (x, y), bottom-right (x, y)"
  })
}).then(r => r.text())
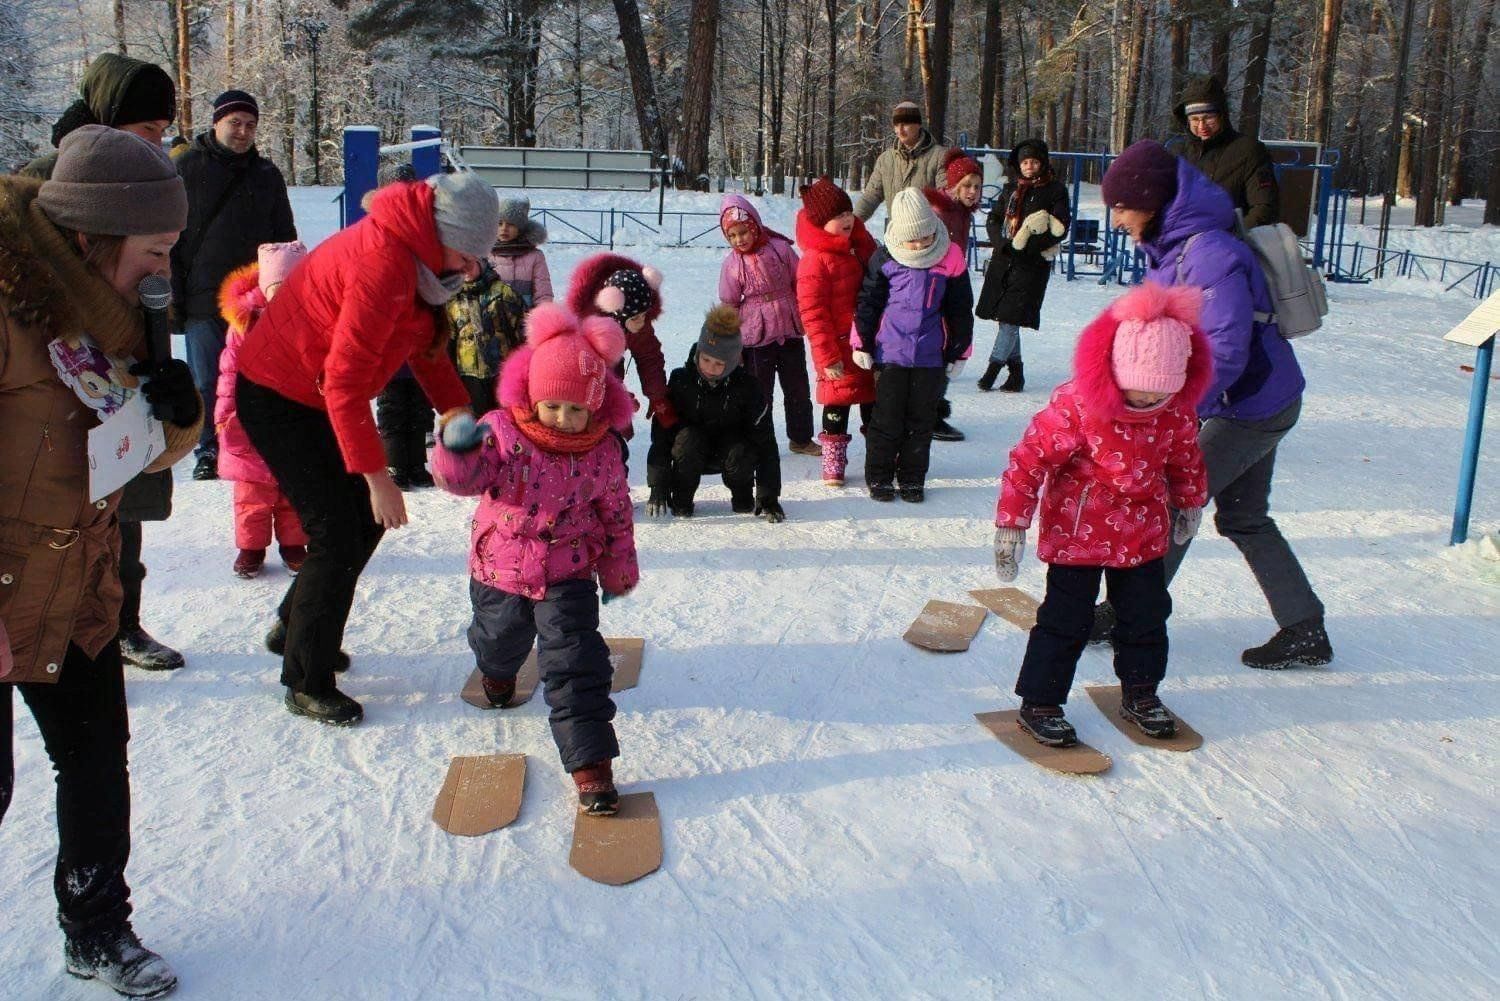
top-left (460, 655), bottom-right (541, 710)
top-left (1444, 289), bottom-right (1500, 347)
top-left (432, 754), bottom-right (526, 836)
top-left (974, 710), bottom-right (1112, 775)
top-left (1085, 686), bottom-right (1204, 751)
top-left (569, 791), bottom-right (662, 885)
top-left (606, 637), bottom-right (645, 692)
top-left (969, 588), bottom-right (1040, 630)
top-left (903, 600), bottom-right (988, 652)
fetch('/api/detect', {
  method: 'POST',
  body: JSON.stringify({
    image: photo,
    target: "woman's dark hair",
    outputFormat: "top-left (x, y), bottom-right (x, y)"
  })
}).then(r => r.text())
top-left (58, 226), bottom-right (127, 276)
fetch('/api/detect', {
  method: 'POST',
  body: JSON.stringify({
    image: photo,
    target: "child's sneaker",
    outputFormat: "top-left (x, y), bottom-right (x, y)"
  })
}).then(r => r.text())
top-left (1017, 701), bottom-right (1078, 747)
top-left (868, 482), bottom-right (896, 502)
top-left (572, 760), bottom-right (619, 815)
top-left (279, 545), bottom-right (307, 574)
top-left (480, 674), bottom-right (516, 707)
top-left (1119, 685), bottom-right (1177, 739)
top-left (233, 548), bottom-right (266, 579)
top-left (1241, 617), bottom-right (1333, 670)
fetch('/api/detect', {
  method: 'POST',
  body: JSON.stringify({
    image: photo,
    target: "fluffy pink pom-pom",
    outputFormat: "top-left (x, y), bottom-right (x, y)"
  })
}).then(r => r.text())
top-left (596, 286), bottom-right (626, 315)
top-left (1110, 281), bottom-right (1202, 328)
top-left (524, 302), bottom-right (576, 345)
top-left (640, 264), bottom-right (664, 291)
top-left (579, 315), bottom-right (627, 366)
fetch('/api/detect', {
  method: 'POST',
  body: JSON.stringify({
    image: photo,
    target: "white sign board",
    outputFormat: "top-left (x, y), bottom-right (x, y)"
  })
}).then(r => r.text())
top-left (1444, 289), bottom-right (1500, 348)
top-left (87, 392), bottom-right (166, 502)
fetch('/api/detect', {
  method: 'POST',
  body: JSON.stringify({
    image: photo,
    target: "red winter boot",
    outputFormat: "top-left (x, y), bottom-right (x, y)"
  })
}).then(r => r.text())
top-left (819, 432), bottom-right (851, 487)
top-left (233, 548), bottom-right (266, 579)
top-left (279, 545), bottom-right (307, 574)
top-left (571, 760), bottom-right (619, 815)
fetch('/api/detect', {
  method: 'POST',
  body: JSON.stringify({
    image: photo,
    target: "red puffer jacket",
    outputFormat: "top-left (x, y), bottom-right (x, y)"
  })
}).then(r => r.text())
top-left (995, 286), bottom-right (1213, 568)
top-left (237, 181), bottom-right (469, 474)
top-left (794, 211), bottom-right (878, 407)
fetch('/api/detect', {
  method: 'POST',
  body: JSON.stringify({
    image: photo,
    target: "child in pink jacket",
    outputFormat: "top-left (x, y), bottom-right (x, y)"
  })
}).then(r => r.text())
top-left (433, 302), bottom-right (638, 816)
top-left (216, 242), bottom-right (310, 578)
top-left (718, 194), bottom-right (816, 454)
top-left (992, 283), bottom-right (1211, 749)
top-left (487, 195), bottom-right (553, 307)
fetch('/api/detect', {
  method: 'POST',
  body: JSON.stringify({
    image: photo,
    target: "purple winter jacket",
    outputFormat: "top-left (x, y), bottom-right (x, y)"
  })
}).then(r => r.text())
top-left (852, 242), bottom-right (974, 368)
top-left (1139, 157), bottom-right (1305, 421)
top-left (718, 195), bottom-right (803, 348)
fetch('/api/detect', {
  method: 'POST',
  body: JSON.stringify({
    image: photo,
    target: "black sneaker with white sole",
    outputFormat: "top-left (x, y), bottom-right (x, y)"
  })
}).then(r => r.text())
top-left (1241, 617), bottom-right (1333, 670)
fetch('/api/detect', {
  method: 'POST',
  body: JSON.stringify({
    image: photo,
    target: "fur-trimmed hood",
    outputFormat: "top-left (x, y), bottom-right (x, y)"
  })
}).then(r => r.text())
top-left (565, 252), bottom-right (663, 323)
top-left (218, 261), bottom-right (266, 335)
top-left (1070, 282), bottom-right (1214, 424)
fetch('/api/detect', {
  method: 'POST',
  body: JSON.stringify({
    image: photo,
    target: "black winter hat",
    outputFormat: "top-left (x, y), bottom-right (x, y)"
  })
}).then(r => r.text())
top-left (111, 64), bottom-right (177, 127)
top-left (213, 90), bottom-right (260, 123)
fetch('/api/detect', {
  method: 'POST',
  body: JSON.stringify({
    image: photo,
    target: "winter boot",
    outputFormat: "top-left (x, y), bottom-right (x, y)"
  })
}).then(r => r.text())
top-left (868, 482), bottom-right (896, 502)
top-left (731, 489), bottom-right (755, 514)
top-left (65, 924), bottom-right (177, 999)
top-left (480, 673), bottom-right (517, 708)
top-left (898, 483), bottom-right (925, 503)
top-left (233, 548), bottom-right (266, 579)
top-left (279, 545), bottom-right (307, 574)
top-left (999, 361), bottom-right (1025, 393)
top-left (931, 418), bottom-right (966, 442)
top-left (191, 452), bottom-right (217, 481)
top-left (284, 687), bottom-right (363, 726)
top-left (819, 432), bottom-right (850, 486)
top-left (572, 760), bottom-right (619, 815)
top-left (1017, 702), bottom-right (1078, 747)
top-left (1241, 617), bottom-right (1333, 670)
top-left (788, 439), bottom-right (822, 456)
top-left (1088, 601), bottom-right (1116, 646)
top-left (977, 360), bottom-right (1003, 392)
top-left (119, 628), bottom-right (185, 672)
top-left (645, 486), bottom-right (670, 516)
top-left (1119, 685), bottom-right (1177, 739)
top-left (265, 619), bottom-right (350, 673)
top-left (387, 466), bottom-right (413, 490)
top-left (406, 467), bottom-right (435, 489)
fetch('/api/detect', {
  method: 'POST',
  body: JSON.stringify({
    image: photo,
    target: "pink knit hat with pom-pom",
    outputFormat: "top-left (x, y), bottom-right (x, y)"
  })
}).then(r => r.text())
top-left (1109, 282), bottom-right (1202, 395)
top-left (520, 302), bottom-right (627, 413)
top-left (257, 240), bottom-right (308, 294)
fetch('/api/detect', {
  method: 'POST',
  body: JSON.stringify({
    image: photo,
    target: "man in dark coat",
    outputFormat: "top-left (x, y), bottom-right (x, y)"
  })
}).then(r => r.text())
top-left (645, 306), bottom-right (784, 522)
top-left (172, 89), bottom-right (297, 480)
top-left (1171, 75), bottom-right (1280, 229)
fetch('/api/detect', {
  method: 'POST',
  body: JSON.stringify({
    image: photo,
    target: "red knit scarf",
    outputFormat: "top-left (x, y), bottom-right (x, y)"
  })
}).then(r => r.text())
top-left (511, 406), bottom-right (611, 454)
top-left (1004, 168), bottom-right (1054, 239)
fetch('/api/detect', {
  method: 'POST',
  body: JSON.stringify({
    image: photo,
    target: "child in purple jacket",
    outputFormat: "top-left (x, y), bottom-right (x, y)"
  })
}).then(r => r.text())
top-left (852, 188), bottom-right (973, 502)
top-left (718, 194), bottom-right (817, 455)
top-left (433, 302), bottom-right (639, 815)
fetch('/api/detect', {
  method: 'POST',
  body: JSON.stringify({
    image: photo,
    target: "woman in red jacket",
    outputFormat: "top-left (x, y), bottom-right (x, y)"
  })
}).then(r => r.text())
top-left (793, 178), bottom-right (877, 487)
top-left (235, 174), bottom-right (498, 725)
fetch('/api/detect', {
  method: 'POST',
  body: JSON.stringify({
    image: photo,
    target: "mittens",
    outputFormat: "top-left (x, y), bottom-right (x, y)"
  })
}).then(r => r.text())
top-left (130, 359), bottom-right (200, 428)
top-left (602, 587), bottom-right (633, 605)
top-left (1172, 507), bottom-right (1203, 545)
top-left (852, 351), bottom-right (874, 370)
top-left (441, 413), bottom-right (483, 453)
top-left (649, 398), bottom-right (679, 428)
top-left (993, 526), bottom-right (1027, 582)
top-left (946, 360), bottom-right (965, 379)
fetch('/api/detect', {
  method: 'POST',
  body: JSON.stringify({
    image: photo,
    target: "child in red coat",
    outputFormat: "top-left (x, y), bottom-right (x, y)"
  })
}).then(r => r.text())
top-left (992, 283), bottom-right (1212, 747)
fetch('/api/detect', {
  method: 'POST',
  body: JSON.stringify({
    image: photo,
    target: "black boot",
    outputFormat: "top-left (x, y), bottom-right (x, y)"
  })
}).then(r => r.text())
top-left (65, 924), bottom-right (178, 999)
top-left (118, 628), bottom-right (185, 671)
top-left (1017, 702), bottom-right (1078, 747)
top-left (868, 482), bottom-right (897, 502)
top-left (898, 484), bottom-right (925, 503)
top-left (1120, 685), bottom-right (1177, 739)
top-left (1241, 617), bottom-right (1333, 670)
top-left (977, 360), bottom-right (1003, 392)
top-left (1088, 601), bottom-right (1116, 646)
top-left (266, 619), bottom-right (350, 673)
top-left (999, 361), bottom-right (1025, 393)
top-left (284, 687), bottom-right (363, 726)
top-left (730, 489), bottom-right (755, 514)
top-left (191, 452), bottom-right (217, 481)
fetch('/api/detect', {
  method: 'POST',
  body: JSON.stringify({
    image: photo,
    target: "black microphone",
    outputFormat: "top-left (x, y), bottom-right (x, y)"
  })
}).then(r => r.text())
top-left (136, 274), bottom-right (174, 367)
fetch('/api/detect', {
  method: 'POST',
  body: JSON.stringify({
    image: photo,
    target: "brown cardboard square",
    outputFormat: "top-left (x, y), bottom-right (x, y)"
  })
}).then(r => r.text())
top-left (974, 710), bottom-right (1112, 775)
top-left (903, 600), bottom-right (988, 652)
top-left (460, 654), bottom-right (540, 710)
top-left (605, 637), bottom-right (646, 692)
top-left (432, 754), bottom-right (526, 836)
top-left (1085, 685), bottom-right (1204, 751)
top-left (969, 587), bottom-right (1040, 630)
top-left (569, 791), bottom-right (662, 885)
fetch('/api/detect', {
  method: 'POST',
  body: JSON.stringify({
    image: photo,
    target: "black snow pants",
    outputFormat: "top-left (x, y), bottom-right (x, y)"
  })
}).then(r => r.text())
top-left (864, 365), bottom-right (946, 488)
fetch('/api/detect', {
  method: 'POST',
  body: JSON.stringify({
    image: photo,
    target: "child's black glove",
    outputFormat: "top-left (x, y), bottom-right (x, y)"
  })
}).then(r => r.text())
top-left (755, 499), bottom-right (785, 524)
top-left (129, 359), bottom-right (200, 428)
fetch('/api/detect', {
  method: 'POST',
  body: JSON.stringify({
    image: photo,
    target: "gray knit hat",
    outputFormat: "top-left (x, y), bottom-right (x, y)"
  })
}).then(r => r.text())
top-left (37, 124), bottom-right (187, 235)
top-left (426, 171), bottom-right (500, 259)
top-left (696, 305), bottom-right (743, 380)
top-left (884, 188), bottom-right (949, 269)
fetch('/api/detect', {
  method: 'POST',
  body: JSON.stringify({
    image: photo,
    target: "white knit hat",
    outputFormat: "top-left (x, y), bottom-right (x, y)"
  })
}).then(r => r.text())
top-left (884, 188), bottom-right (949, 269)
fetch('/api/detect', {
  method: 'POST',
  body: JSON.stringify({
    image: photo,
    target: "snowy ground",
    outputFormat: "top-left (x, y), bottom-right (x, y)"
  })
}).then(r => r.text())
top-left (3, 190), bottom-right (1498, 1001)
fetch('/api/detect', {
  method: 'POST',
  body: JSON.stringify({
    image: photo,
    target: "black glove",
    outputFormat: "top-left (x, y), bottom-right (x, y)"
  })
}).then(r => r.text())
top-left (754, 498), bottom-right (785, 524)
top-left (129, 359), bottom-right (200, 428)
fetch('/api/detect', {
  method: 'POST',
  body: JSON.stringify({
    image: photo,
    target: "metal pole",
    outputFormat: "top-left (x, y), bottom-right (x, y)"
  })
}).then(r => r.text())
top-left (1451, 337), bottom-right (1494, 544)
top-left (755, 0), bottom-right (766, 195)
top-left (1376, 0), bottom-right (1417, 278)
top-left (658, 154), bottom-right (667, 225)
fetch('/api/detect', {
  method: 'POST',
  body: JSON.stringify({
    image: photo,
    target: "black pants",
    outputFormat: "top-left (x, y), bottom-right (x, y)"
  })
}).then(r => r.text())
top-left (1015, 560), bottom-right (1172, 706)
top-left (2, 642), bottom-right (133, 939)
top-left (460, 374), bottom-right (497, 418)
top-left (865, 366), bottom-right (946, 488)
top-left (743, 339), bottom-right (814, 445)
top-left (376, 377), bottom-right (433, 475)
top-left (236, 375), bottom-right (385, 695)
top-left (468, 578), bottom-right (618, 771)
top-left (821, 402), bottom-right (872, 436)
top-left (649, 425), bottom-right (756, 505)
top-left (117, 520), bottom-right (145, 633)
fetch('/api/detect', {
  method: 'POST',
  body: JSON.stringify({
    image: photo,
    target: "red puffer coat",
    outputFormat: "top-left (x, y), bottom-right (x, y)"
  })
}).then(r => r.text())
top-left (995, 286), bottom-right (1213, 568)
top-left (236, 180), bottom-right (469, 474)
top-left (794, 211), bottom-right (878, 407)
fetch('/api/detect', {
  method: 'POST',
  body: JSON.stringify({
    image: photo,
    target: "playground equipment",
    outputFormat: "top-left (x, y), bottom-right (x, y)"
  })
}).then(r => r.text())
top-left (1444, 292), bottom-right (1498, 544)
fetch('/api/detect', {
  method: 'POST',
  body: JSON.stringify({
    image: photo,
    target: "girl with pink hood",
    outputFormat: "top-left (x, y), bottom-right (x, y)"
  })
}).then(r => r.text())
top-left (433, 302), bottom-right (638, 816)
top-left (991, 283), bottom-right (1212, 749)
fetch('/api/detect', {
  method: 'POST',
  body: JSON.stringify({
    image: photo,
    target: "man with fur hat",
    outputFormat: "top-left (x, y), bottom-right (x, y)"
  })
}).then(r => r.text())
top-left (1171, 75), bottom-right (1279, 229)
top-left (645, 306), bottom-right (785, 521)
top-left (853, 100), bottom-right (951, 223)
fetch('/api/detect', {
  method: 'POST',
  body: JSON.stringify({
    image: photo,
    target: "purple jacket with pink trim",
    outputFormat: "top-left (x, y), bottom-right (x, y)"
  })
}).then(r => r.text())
top-left (852, 242), bottom-right (974, 368)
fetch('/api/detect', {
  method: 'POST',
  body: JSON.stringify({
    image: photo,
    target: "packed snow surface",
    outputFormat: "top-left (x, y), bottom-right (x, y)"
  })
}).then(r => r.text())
top-left (2, 189), bottom-right (1496, 1001)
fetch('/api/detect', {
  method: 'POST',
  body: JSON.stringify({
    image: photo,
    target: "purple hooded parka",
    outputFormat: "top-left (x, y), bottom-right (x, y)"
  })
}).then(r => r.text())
top-left (718, 195), bottom-right (804, 348)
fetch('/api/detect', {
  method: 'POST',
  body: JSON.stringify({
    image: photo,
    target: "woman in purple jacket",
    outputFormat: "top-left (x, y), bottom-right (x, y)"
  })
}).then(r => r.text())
top-left (1096, 141), bottom-right (1331, 670)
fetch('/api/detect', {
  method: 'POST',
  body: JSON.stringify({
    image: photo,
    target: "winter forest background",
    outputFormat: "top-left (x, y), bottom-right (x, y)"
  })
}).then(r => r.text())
top-left (2, 0), bottom-right (1499, 224)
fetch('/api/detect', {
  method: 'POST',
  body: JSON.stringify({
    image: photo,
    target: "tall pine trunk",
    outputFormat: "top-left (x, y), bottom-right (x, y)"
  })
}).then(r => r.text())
top-left (175, 0), bottom-right (193, 136)
top-left (929, 0), bottom-right (952, 141)
top-left (1307, 0), bottom-right (1344, 147)
top-left (679, 0), bottom-right (719, 188)
top-left (1447, 0), bottom-right (1495, 204)
top-left (825, 0), bottom-right (839, 180)
top-left (612, 0), bottom-right (666, 152)
top-left (1169, 0), bottom-right (1190, 108)
top-left (977, 0), bottom-right (1001, 146)
top-left (1413, 0), bottom-right (1450, 226)
top-left (1240, 0), bottom-right (1275, 139)
top-left (115, 0), bottom-right (127, 53)
top-left (991, 2), bottom-right (1007, 145)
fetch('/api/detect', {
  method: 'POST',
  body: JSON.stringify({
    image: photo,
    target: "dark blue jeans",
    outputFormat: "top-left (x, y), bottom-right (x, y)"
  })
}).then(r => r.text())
top-left (183, 316), bottom-right (227, 456)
